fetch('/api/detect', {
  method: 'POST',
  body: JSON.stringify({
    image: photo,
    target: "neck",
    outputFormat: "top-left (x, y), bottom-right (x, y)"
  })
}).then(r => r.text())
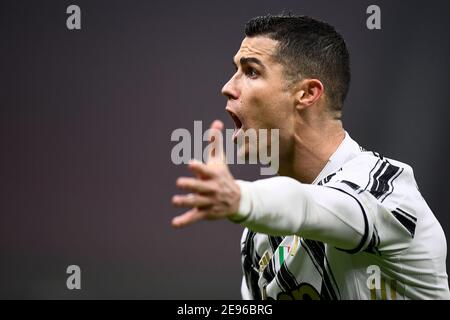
top-left (279, 114), bottom-right (345, 184)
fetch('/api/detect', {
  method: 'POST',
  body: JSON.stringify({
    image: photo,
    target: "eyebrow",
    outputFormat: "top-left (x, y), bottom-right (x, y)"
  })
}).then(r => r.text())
top-left (232, 57), bottom-right (266, 70)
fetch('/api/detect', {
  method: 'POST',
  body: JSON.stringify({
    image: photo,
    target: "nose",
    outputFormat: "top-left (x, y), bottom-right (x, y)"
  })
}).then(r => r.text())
top-left (221, 75), bottom-right (239, 100)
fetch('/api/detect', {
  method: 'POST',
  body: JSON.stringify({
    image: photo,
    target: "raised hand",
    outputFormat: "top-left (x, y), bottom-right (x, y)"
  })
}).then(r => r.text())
top-left (171, 120), bottom-right (241, 228)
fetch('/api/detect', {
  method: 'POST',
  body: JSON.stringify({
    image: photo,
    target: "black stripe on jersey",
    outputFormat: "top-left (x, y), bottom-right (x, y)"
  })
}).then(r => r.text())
top-left (340, 180), bottom-right (361, 191)
top-left (301, 241), bottom-right (330, 299)
top-left (364, 226), bottom-right (381, 256)
top-left (302, 240), bottom-right (339, 300)
top-left (262, 258), bottom-right (276, 283)
top-left (326, 186), bottom-right (370, 254)
top-left (308, 240), bottom-right (340, 300)
top-left (242, 230), bottom-right (261, 299)
top-left (397, 207), bottom-right (417, 222)
top-left (369, 161), bottom-right (388, 197)
top-left (302, 240), bottom-right (323, 266)
top-left (276, 264), bottom-right (299, 293)
top-left (244, 230), bottom-right (259, 268)
top-left (321, 250), bottom-right (341, 300)
top-left (392, 209), bottom-right (417, 237)
top-left (370, 161), bottom-right (401, 199)
top-left (318, 172), bottom-right (336, 186)
top-left (365, 154), bottom-right (404, 202)
top-left (364, 158), bottom-right (382, 190)
top-left (379, 167), bottom-right (404, 202)
top-left (268, 236), bottom-right (283, 252)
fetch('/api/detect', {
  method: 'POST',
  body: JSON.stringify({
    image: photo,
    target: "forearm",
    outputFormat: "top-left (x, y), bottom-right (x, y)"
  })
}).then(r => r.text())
top-left (230, 176), bottom-right (369, 250)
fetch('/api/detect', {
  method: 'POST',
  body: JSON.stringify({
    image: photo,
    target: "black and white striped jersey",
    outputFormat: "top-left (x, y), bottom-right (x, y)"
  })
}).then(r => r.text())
top-left (238, 132), bottom-right (450, 300)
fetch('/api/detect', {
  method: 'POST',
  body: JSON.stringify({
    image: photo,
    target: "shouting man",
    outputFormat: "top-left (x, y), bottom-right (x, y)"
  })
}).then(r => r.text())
top-left (171, 14), bottom-right (449, 300)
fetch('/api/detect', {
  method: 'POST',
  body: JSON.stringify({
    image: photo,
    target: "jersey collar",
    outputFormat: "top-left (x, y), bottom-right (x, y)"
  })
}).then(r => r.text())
top-left (312, 131), bottom-right (362, 185)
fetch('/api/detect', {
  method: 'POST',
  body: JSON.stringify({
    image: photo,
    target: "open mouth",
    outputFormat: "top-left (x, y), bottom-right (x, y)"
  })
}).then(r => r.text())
top-left (226, 108), bottom-right (243, 143)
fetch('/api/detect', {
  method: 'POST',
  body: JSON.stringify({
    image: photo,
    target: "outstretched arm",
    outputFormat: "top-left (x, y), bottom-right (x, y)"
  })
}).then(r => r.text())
top-left (172, 120), bottom-right (371, 251)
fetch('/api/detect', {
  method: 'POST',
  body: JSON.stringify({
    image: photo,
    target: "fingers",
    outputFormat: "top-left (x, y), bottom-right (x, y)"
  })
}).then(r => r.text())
top-left (171, 208), bottom-right (205, 228)
top-left (176, 176), bottom-right (215, 193)
top-left (209, 119), bottom-right (224, 135)
top-left (188, 160), bottom-right (216, 179)
top-left (171, 120), bottom-right (227, 229)
top-left (172, 193), bottom-right (212, 208)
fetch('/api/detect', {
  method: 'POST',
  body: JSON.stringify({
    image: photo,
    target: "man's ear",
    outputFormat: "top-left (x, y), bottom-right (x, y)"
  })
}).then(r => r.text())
top-left (295, 79), bottom-right (324, 111)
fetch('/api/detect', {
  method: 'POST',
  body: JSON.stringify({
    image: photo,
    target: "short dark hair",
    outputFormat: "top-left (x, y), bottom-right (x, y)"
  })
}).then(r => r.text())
top-left (245, 14), bottom-right (351, 113)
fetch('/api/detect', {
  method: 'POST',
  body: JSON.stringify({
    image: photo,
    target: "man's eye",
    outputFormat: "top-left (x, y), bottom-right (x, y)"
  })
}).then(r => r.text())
top-left (245, 68), bottom-right (258, 78)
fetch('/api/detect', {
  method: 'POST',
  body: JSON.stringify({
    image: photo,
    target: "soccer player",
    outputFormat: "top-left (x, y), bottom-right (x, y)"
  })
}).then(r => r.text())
top-left (171, 15), bottom-right (450, 300)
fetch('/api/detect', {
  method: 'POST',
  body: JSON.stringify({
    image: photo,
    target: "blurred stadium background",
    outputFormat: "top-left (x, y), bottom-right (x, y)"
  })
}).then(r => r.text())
top-left (1, 0), bottom-right (449, 298)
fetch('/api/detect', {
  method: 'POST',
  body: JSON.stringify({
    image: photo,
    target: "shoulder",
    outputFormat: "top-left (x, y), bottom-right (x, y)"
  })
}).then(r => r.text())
top-left (323, 151), bottom-right (427, 252)
top-left (322, 151), bottom-right (420, 210)
top-left (332, 151), bottom-right (414, 184)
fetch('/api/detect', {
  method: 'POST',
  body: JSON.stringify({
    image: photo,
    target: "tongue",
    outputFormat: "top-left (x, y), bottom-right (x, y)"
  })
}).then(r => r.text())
top-left (232, 128), bottom-right (242, 143)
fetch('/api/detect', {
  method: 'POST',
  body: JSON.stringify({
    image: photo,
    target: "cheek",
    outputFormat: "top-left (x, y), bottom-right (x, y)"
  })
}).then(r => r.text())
top-left (245, 94), bottom-right (291, 129)
top-left (239, 79), bottom-right (293, 129)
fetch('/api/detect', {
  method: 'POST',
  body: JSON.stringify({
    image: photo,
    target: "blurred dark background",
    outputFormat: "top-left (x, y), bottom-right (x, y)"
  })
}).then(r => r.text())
top-left (1, 0), bottom-right (449, 299)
